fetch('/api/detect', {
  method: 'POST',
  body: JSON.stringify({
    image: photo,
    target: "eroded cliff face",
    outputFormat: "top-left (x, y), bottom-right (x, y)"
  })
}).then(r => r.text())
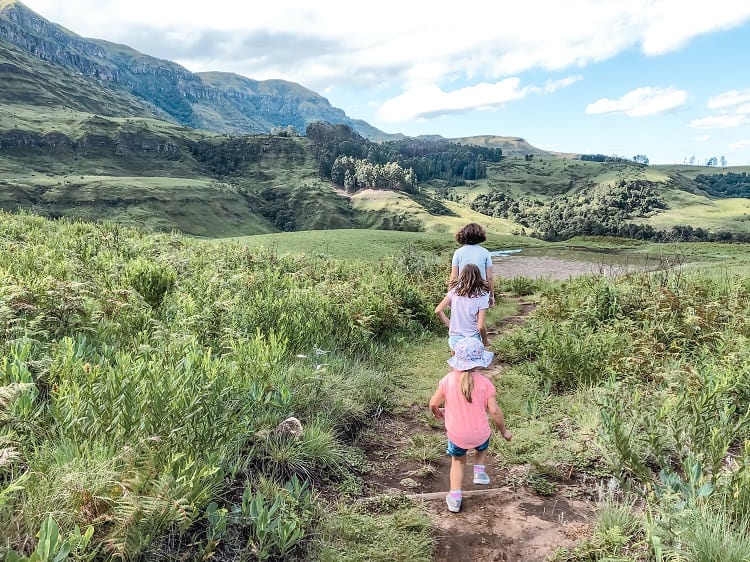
top-left (0, 117), bottom-right (311, 181)
top-left (0, 128), bottom-right (183, 161)
top-left (0, 2), bottom-right (390, 138)
top-left (0, 4), bottom-right (129, 89)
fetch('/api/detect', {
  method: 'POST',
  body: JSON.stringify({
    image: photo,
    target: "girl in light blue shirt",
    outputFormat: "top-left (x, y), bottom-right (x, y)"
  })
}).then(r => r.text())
top-left (449, 223), bottom-right (494, 306)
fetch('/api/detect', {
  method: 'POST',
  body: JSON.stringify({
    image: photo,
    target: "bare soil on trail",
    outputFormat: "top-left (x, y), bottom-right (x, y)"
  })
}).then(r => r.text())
top-left (361, 299), bottom-right (597, 561)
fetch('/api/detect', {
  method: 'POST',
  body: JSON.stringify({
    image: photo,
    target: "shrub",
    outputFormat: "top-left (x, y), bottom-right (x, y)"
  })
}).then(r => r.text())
top-left (124, 257), bottom-right (176, 308)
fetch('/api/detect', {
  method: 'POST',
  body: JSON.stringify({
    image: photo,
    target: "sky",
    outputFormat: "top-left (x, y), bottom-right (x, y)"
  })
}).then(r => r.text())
top-left (20, 0), bottom-right (750, 165)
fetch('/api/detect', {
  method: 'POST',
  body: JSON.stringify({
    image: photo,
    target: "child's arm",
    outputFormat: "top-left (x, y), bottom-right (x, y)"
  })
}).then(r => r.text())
top-left (477, 308), bottom-right (489, 346)
top-left (487, 399), bottom-right (512, 441)
top-left (449, 265), bottom-right (459, 287)
top-left (485, 264), bottom-right (495, 306)
top-left (429, 388), bottom-right (446, 420)
top-left (435, 295), bottom-right (451, 328)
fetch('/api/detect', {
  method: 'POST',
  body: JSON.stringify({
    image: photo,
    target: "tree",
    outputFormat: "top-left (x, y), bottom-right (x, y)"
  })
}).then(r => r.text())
top-left (632, 154), bottom-right (650, 165)
top-left (706, 156), bottom-right (718, 167)
top-left (689, 155), bottom-right (696, 165)
top-left (720, 155), bottom-right (727, 167)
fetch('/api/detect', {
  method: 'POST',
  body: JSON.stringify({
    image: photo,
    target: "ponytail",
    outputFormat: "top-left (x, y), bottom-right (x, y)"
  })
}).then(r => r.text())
top-left (460, 370), bottom-right (474, 403)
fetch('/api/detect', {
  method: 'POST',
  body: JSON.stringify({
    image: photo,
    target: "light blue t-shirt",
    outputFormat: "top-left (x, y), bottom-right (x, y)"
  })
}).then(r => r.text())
top-left (451, 245), bottom-right (493, 280)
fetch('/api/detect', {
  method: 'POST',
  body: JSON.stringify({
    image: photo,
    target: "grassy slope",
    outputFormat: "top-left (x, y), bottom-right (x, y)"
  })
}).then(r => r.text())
top-left (0, 103), bottom-right (534, 237)
top-left (2, 77), bottom-right (750, 238)
top-left (0, 106), bottom-right (280, 235)
top-left (235, 229), bottom-right (541, 262)
top-left (0, 37), bottom-right (158, 118)
top-left (0, 175), bottom-right (274, 236)
top-left (454, 157), bottom-right (750, 234)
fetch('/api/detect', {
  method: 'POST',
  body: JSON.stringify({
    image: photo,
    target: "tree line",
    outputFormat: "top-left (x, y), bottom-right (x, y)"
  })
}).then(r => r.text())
top-left (330, 155), bottom-right (416, 192)
top-left (694, 171), bottom-right (750, 197)
top-left (305, 122), bottom-right (502, 190)
top-left (471, 180), bottom-right (668, 241)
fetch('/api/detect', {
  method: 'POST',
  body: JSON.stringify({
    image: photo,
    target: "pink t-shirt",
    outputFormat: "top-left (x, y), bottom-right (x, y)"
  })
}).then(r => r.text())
top-left (439, 370), bottom-right (496, 449)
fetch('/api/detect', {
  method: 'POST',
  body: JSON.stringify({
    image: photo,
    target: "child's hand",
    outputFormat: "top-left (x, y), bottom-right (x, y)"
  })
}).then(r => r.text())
top-left (501, 429), bottom-right (512, 442)
top-left (432, 407), bottom-right (445, 420)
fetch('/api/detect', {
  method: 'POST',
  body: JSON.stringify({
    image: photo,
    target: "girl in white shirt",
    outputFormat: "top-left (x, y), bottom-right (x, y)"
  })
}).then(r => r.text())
top-left (435, 264), bottom-right (492, 352)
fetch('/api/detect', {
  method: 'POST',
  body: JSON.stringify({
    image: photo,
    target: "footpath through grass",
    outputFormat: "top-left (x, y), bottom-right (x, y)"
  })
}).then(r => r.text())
top-left (4, 208), bottom-right (750, 561)
top-left (325, 249), bottom-right (750, 562)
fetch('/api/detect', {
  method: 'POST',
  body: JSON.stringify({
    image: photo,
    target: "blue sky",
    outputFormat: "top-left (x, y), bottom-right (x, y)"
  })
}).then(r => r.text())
top-left (22, 0), bottom-right (750, 165)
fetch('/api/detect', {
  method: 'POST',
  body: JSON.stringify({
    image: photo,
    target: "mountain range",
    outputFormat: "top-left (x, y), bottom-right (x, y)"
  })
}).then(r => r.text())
top-left (2, 0), bottom-right (748, 241)
top-left (0, 0), bottom-right (402, 140)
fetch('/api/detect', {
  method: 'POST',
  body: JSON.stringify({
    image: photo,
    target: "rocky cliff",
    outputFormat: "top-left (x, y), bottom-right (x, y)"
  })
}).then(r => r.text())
top-left (0, 0), bottom-right (396, 139)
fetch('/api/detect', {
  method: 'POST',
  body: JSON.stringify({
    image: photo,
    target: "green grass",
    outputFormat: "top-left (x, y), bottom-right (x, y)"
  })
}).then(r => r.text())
top-left (234, 229), bottom-right (541, 261)
top-left (655, 163), bottom-right (750, 180)
top-left (644, 196), bottom-right (750, 232)
top-left (0, 175), bottom-right (274, 236)
top-left (318, 502), bottom-right (433, 562)
top-left (0, 211), bottom-right (451, 560)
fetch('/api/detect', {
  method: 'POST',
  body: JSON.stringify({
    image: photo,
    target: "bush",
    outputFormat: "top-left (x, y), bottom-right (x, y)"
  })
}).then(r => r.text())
top-left (124, 257), bottom-right (176, 308)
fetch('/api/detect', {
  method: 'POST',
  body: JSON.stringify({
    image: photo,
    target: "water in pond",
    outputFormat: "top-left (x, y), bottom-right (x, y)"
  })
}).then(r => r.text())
top-left (488, 247), bottom-right (658, 279)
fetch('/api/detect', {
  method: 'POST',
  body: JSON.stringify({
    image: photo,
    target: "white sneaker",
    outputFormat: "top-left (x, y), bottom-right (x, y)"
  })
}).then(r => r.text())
top-left (446, 493), bottom-right (462, 513)
top-left (473, 471), bottom-right (490, 485)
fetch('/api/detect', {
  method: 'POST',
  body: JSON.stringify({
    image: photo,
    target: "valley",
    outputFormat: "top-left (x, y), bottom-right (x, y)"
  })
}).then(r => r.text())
top-left (2, 1), bottom-right (750, 561)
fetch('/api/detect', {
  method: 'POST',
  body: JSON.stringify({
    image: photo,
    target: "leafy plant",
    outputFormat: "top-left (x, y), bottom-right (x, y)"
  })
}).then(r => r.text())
top-left (124, 257), bottom-right (176, 308)
top-left (4, 515), bottom-right (95, 562)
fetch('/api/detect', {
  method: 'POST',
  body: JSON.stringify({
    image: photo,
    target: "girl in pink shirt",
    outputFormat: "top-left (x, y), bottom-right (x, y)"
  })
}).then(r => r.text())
top-left (429, 337), bottom-right (512, 513)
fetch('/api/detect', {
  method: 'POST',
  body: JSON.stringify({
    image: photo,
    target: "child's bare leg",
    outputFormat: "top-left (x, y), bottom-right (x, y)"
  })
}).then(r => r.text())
top-left (474, 448), bottom-right (488, 467)
top-left (450, 455), bottom-right (466, 490)
top-left (472, 448), bottom-right (491, 484)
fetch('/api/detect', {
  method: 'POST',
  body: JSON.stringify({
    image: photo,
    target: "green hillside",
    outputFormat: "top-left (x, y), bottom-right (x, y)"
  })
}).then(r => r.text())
top-left (1, 1), bottom-right (749, 240)
top-left (0, 37), bottom-right (160, 118)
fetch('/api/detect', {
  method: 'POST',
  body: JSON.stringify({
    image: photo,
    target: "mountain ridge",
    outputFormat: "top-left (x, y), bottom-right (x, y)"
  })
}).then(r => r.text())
top-left (0, 0), bottom-right (400, 140)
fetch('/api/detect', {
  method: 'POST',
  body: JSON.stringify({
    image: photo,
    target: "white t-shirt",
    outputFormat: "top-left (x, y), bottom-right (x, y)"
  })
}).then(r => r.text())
top-left (452, 245), bottom-right (493, 280)
top-left (446, 289), bottom-right (490, 337)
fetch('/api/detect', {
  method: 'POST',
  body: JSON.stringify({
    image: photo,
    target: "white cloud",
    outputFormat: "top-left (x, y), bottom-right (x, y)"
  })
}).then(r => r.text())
top-left (708, 88), bottom-right (750, 109)
top-left (696, 135), bottom-right (710, 141)
top-left (585, 87), bottom-right (687, 117)
top-left (19, 0), bottom-right (750, 94)
top-left (730, 139), bottom-right (750, 149)
top-left (638, 0), bottom-right (750, 55)
top-left (738, 103), bottom-right (750, 114)
top-left (690, 115), bottom-right (749, 129)
top-left (378, 75), bottom-right (580, 122)
top-left (379, 80), bottom-right (526, 122)
top-left (542, 76), bottom-right (583, 94)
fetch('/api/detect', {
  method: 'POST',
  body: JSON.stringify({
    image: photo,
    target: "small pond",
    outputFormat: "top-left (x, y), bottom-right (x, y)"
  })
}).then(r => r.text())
top-left (488, 247), bottom-right (660, 280)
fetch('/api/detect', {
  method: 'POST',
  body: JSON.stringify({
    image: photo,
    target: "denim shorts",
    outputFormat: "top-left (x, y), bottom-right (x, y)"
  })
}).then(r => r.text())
top-left (448, 332), bottom-right (482, 350)
top-left (447, 437), bottom-right (490, 457)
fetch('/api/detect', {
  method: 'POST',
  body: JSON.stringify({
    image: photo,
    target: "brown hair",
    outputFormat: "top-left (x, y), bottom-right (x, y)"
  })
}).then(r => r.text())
top-left (449, 264), bottom-right (490, 297)
top-left (460, 371), bottom-right (474, 402)
top-left (455, 223), bottom-right (486, 245)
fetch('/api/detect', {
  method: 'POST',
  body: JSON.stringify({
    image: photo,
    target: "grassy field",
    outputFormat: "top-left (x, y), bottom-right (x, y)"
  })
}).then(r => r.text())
top-left (233, 228), bottom-right (543, 262)
top-left (3, 207), bottom-right (750, 560)
top-left (643, 193), bottom-right (750, 233)
top-left (655, 163), bottom-right (750, 180)
top-left (0, 175), bottom-right (274, 236)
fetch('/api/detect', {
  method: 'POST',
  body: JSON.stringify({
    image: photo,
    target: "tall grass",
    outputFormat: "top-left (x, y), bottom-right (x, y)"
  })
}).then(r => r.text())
top-left (0, 211), bottom-right (443, 559)
top-left (499, 263), bottom-right (750, 560)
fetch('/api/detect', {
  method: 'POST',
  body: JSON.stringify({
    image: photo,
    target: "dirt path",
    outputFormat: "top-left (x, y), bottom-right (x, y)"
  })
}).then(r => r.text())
top-left (362, 298), bottom-right (595, 561)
